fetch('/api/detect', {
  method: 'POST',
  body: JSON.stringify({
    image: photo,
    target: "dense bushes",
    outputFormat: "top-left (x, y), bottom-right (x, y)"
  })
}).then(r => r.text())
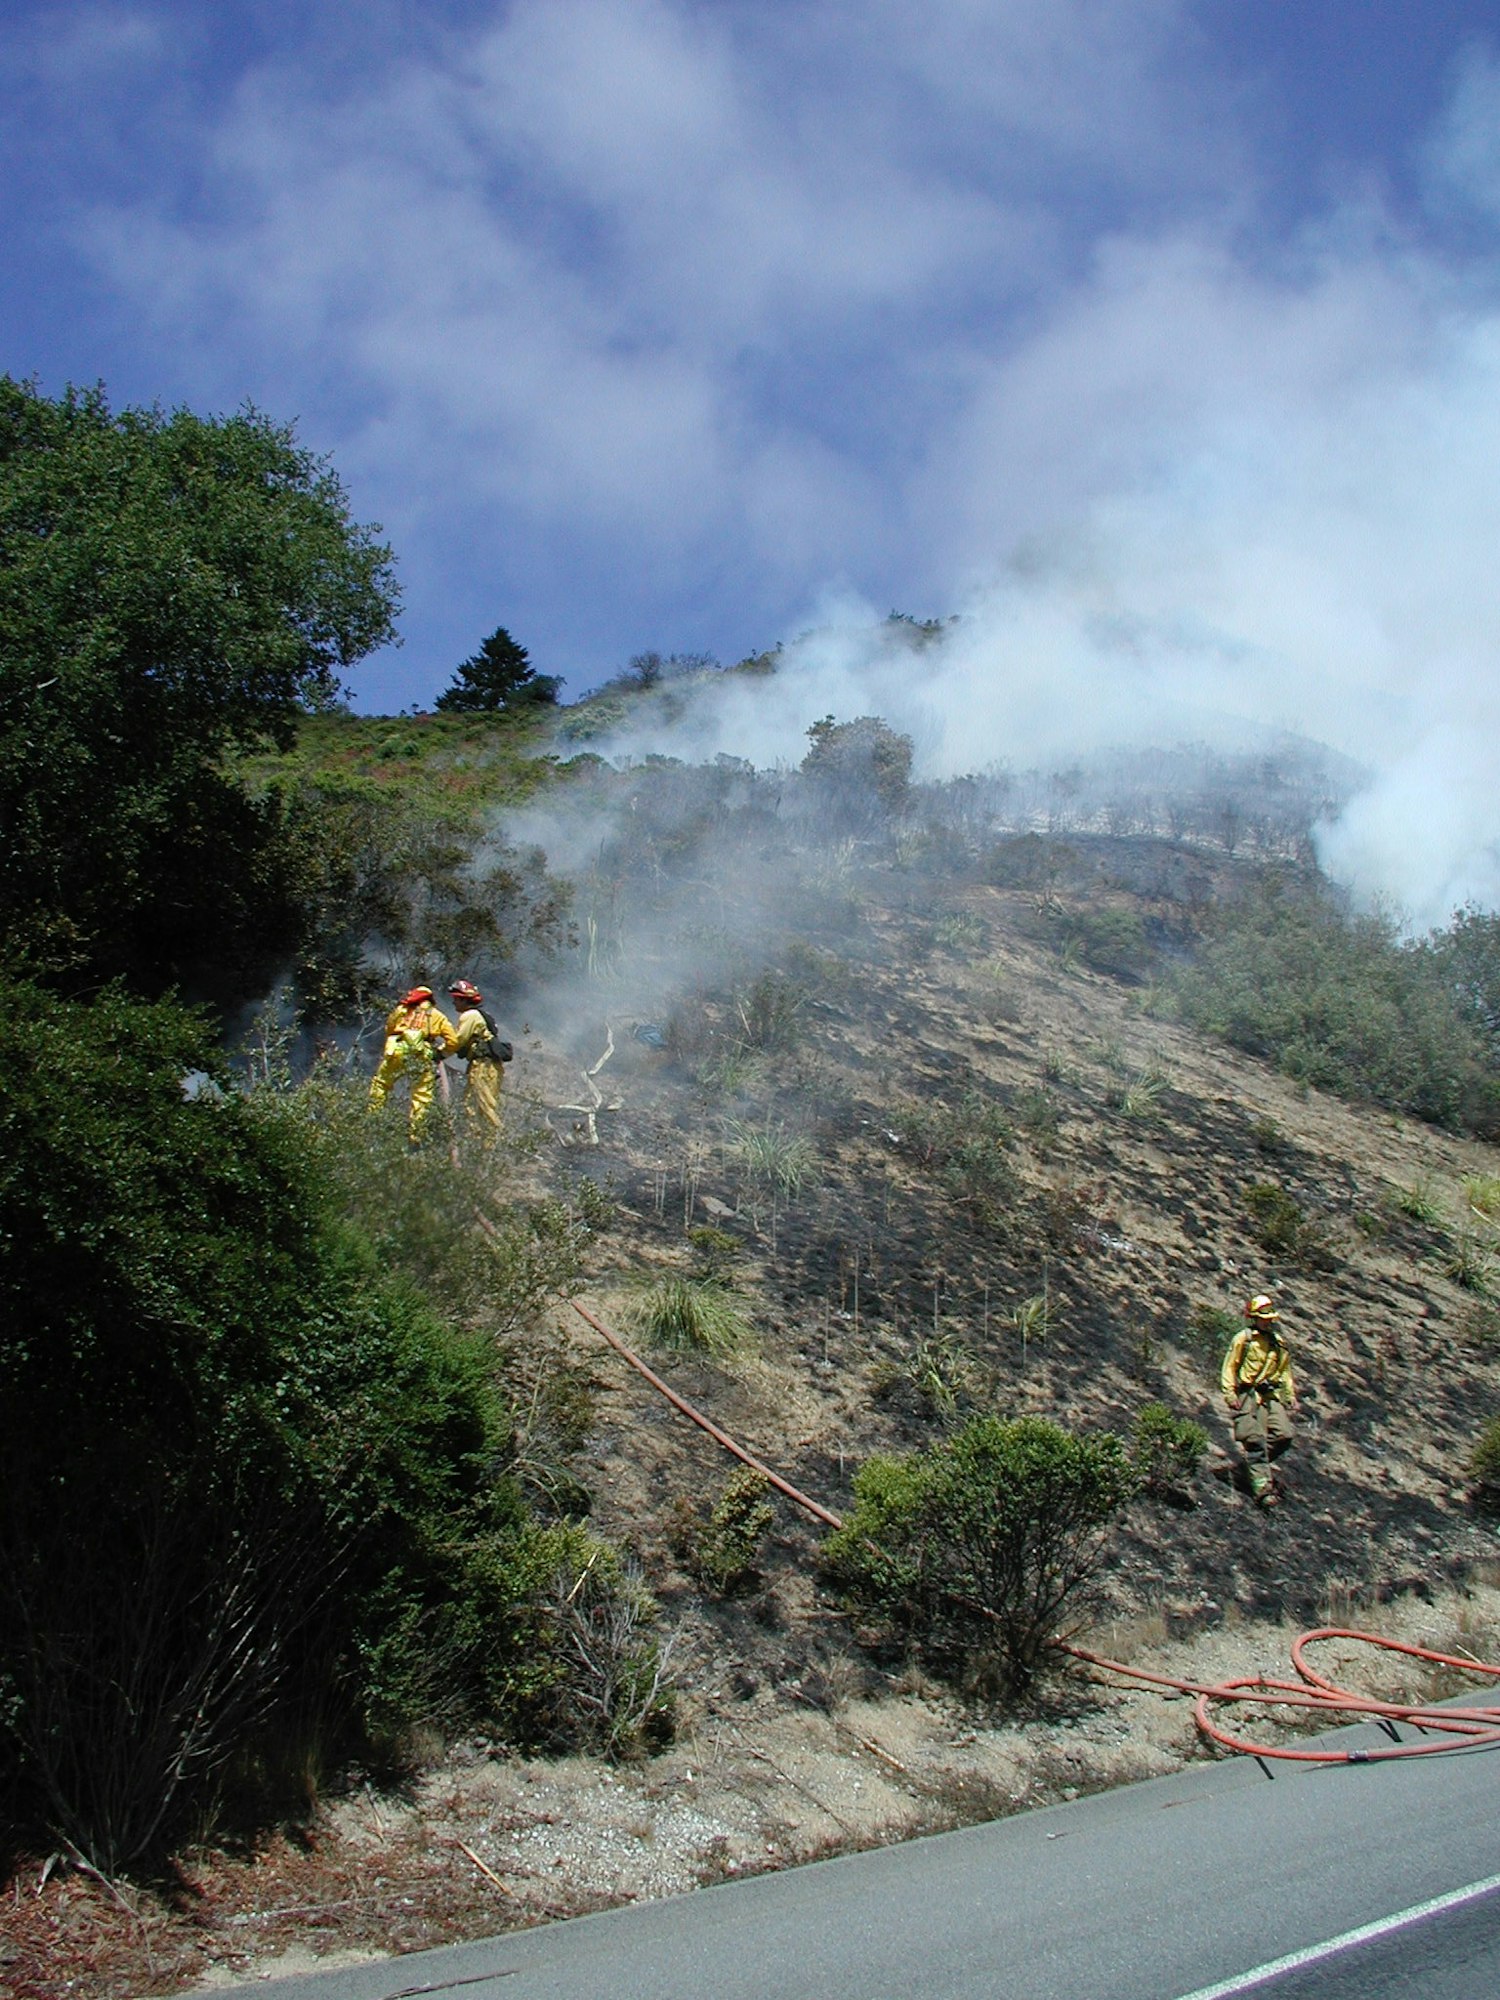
top-left (823, 1417), bottom-right (1134, 1696)
top-left (1171, 881), bottom-right (1500, 1134)
top-left (0, 981), bottom-right (653, 1869)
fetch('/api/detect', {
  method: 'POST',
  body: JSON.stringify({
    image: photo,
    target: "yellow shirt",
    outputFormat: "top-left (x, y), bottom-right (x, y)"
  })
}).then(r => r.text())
top-left (451, 1005), bottom-right (495, 1062)
top-left (1222, 1327), bottom-right (1295, 1403)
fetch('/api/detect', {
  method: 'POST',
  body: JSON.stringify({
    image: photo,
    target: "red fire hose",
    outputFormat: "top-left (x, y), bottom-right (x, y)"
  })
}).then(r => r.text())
top-left (1062, 1629), bottom-right (1500, 1763)
top-left (567, 1295), bottom-right (1500, 1765)
top-left (569, 1299), bottom-right (843, 1528)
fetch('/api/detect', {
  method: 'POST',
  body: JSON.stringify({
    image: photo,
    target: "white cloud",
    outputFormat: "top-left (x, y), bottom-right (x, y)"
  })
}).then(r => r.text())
top-left (77, 0), bottom-right (1221, 585)
top-left (48, 1), bottom-right (1500, 919)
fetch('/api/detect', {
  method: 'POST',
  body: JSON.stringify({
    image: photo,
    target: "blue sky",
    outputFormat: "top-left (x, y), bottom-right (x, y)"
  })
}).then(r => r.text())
top-left (5, 0), bottom-right (1500, 728)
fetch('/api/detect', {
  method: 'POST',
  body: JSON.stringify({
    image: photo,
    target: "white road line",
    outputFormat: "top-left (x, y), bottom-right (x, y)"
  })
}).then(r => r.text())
top-left (1169, 1870), bottom-right (1500, 2000)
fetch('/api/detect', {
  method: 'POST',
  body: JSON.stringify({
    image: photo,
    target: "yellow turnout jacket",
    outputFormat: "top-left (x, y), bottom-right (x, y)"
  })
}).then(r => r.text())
top-left (1222, 1327), bottom-right (1295, 1404)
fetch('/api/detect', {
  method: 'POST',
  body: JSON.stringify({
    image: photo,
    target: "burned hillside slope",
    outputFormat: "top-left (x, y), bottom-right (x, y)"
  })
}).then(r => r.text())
top-left (13, 762), bottom-right (1500, 1998)
top-left (505, 816), bottom-right (1500, 1692)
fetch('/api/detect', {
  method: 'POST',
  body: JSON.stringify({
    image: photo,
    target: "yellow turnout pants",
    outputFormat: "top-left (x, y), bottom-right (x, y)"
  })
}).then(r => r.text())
top-left (368, 1039), bottom-right (438, 1140)
top-left (464, 1057), bottom-right (502, 1140)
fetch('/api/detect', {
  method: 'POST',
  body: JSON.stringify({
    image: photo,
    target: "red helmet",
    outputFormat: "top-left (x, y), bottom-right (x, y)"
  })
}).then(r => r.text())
top-left (1244, 1293), bottom-right (1279, 1323)
top-left (401, 986), bottom-right (434, 1007)
top-left (449, 978), bottom-right (481, 1005)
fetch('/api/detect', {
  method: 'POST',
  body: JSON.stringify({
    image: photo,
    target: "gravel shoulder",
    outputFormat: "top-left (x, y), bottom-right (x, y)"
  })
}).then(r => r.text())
top-left (8, 1583), bottom-right (1499, 1999)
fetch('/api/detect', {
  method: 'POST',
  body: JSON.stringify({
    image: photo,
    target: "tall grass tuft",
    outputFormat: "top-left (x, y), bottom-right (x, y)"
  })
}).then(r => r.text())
top-left (629, 1275), bottom-right (752, 1355)
top-left (726, 1120), bottom-right (820, 1198)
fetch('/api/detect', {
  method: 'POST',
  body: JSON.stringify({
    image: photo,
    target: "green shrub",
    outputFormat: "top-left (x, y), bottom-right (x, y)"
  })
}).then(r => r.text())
top-left (1243, 1181), bottom-right (1328, 1265)
top-left (982, 971), bottom-right (1026, 1026)
top-left (1045, 906), bottom-right (1154, 982)
top-left (1131, 1404), bottom-right (1209, 1494)
top-left (688, 1224), bottom-right (741, 1275)
top-left (893, 1093), bottom-right (1020, 1236)
top-left (1251, 1116), bottom-right (1287, 1155)
top-left (901, 1331), bottom-right (977, 1413)
top-left (1015, 1087), bottom-right (1062, 1144)
top-left (1442, 1231), bottom-right (1494, 1295)
top-left (1008, 1292), bottom-right (1054, 1352)
top-left (726, 1118), bottom-right (819, 1195)
top-left (823, 1417), bottom-right (1134, 1696)
top-left (1105, 1065), bottom-right (1171, 1120)
top-left (1391, 1174), bottom-right (1444, 1226)
top-left (1461, 1302), bottom-right (1500, 1352)
top-left (629, 1275), bottom-right (751, 1355)
top-left (1463, 1174), bottom-right (1500, 1220)
top-left (733, 971), bottom-right (806, 1052)
top-left (782, 940), bottom-right (853, 1001)
top-left (982, 835), bottom-right (1080, 893)
top-left (935, 911), bottom-right (986, 952)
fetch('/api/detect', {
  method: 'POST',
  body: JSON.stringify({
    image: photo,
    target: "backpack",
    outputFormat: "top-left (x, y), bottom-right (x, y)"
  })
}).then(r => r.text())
top-left (478, 1008), bottom-right (513, 1063)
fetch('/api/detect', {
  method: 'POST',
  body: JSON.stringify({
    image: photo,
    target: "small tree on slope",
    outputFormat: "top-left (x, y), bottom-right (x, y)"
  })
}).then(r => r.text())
top-left (823, 1416), bottom-right (1135, 1697)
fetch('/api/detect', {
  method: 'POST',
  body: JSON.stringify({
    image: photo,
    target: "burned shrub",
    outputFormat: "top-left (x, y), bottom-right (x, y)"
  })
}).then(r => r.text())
top-left (675, 1471), bottom-right (776, 1596)
top-left (800, 714), bottom-right (913, 831)
top-left (1470, 1418), bottom-right (1500, 1514)
top-left (1131, 1404), bottom-right (1209, 1496)
top-left (543, 1553), bottom-right (676, 1756)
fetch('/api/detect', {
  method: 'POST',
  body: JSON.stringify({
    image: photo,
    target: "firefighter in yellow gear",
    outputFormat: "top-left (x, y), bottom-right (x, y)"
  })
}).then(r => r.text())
top-left (1222, 1293), bottom-right (1298, 1507)
top-left (368, 986), bottom-right (457, 1141)
top-left (448, 979), bottom-right (505, 1142)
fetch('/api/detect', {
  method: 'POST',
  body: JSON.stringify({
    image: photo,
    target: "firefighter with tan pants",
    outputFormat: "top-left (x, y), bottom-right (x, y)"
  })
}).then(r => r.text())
top-left (448, 979), bottom-right (509, 1142)
top-left (368, 986), bottom-right (458, 1141)
top-left (1222, 1293), bottom-right (1298, 1508)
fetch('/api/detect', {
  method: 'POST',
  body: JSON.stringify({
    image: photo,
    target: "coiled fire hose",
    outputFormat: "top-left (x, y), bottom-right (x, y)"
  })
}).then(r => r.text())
top-left (1062, 1631), bottom-right (1500, 1765)
top-left (569, 1297), bottom-right (1500, 1767)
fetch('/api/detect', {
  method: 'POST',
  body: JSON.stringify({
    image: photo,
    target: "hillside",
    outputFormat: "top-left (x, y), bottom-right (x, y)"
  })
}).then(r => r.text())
top-left (515, 817), bottom-right (1500, 1631)
top-left (11, 711), bottom-right (1500, 1996)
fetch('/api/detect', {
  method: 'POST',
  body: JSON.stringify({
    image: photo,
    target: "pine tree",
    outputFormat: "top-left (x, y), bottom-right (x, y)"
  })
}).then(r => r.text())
top-left (436, 626), bottom-right (561, 711)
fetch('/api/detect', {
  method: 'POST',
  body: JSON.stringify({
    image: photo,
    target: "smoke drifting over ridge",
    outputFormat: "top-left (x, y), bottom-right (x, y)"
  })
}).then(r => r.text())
top-left (37, 0), bottom-right (1500, 926)
top-left (585, 271), bottom-right (1500, 932)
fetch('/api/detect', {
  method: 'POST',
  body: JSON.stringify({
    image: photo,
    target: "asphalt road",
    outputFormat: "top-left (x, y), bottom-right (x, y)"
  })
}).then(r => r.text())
top-left (246, 1718), bottom-right (1500, 2000)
